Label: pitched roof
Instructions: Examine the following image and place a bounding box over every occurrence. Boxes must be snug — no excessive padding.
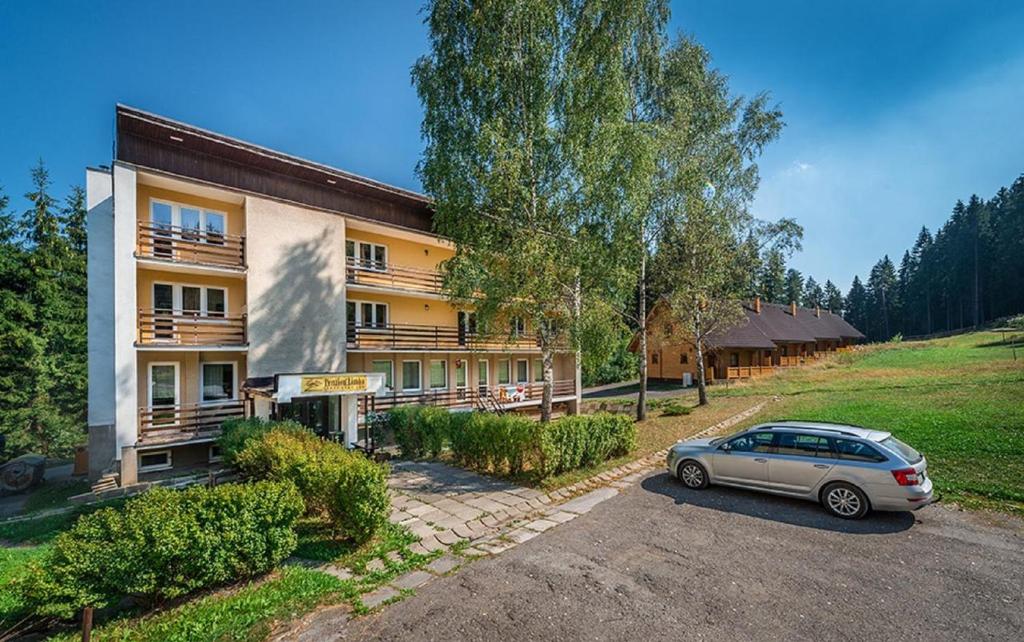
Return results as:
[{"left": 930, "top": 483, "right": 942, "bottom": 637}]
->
[
  {"left": 706, "top": 308, "right": 778, "bottom": 350},
  {"left": 822, "top": 311, "right": 866, "bottom": 339},
  {"left": 751, "top": 303, "right": 817, "bottom": 343},
  {"left": 793, "top": 306, "right": 842, "bottom": 340}
]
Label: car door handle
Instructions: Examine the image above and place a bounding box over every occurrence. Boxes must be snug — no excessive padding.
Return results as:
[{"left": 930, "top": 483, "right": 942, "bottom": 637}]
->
[
  {"left": 813, "top": 464, "right": 830, "bottom": 469},
  {"left": 754, "top": 458, "right": 768, "bottom": 463}
]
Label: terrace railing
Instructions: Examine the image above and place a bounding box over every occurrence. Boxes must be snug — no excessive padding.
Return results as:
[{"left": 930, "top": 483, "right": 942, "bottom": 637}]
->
[
  {"left": 138, "top": 309, "right": 247, "bottom": 346},
  {"left": 138, "top": 400, "right": 245, "bottom": 444},
  {"left": 777, "top": 355, "right": 801, "bottom": 367},
  {"left": 345, "top": 257, "right": 443, "bottom": 294},
  {"left": 137, "top": 221, "right": 246, "bottom": 269},
  {"left": 363, "top": 379, "right": 577, "bottom": 414},
  {"left": 725, "top": 365, "right": 775, "bottom": 379},
  {"left": 346, "top": 322, "right": 545, "bottom": 351}
]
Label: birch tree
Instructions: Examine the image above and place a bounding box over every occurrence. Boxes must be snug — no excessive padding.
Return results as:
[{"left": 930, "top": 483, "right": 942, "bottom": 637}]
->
[{"left": 413, "top": 0, "right": 666, "bottom": 421}]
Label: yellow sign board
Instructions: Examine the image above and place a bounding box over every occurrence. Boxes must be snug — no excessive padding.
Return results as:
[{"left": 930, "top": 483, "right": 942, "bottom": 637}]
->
[{"left": 300, "top": 374, "right": 369, "bottom": 394}]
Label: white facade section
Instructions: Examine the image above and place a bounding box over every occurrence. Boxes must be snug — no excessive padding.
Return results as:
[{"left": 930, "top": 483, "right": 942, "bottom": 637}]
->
[
  {"left": 86, "top": 168, "right": 115, "bottom": 427},
  {"left": 112, "top": 163, "right": 139, "bottom": 455},
  {"left": 245, "top": 195, "right": 349, "bottom": 377}
]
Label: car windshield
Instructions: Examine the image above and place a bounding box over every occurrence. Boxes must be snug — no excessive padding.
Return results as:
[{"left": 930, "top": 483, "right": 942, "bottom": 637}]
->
[
  {"left": 710, "top": 429, "right": 747, "bottom": 447},
  {"left": 880, "top": 436, "right": 922, "bottom": 464}
]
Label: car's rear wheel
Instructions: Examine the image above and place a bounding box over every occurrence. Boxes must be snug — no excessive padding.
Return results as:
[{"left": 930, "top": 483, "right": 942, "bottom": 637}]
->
[
  {"left": 821, "top": 482, "right": 869, "bottom": 519},
  {"left": 676, "top": 460, "right": 709, "bottom": 489}
]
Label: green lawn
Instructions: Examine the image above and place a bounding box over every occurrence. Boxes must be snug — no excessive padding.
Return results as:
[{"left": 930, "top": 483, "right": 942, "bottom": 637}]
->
[{"left": 711, "top": 331, "right": 1024, "bottom": 514}]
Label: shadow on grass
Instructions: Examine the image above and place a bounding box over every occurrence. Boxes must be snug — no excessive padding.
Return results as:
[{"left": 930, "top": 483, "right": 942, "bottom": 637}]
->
[{"left": 641, "top": 472, "right": 916, "bottom": 535}]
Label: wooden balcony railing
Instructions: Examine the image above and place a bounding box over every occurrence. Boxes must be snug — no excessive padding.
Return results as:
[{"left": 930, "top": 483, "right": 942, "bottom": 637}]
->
[
  {"left": 137, "top": 221, "right": 246, "bottom": 269},
  {"left": 138, "top": 309, "right": 247, "bottom": 346},
  {"left": 777, "top": 355, "right": 801, "bottom": 367},
  {"left": 363, "top": 379, "right": 577, "bottom": 414},
  {"left": 347, "top": 322, "right": 545, "bottom": 351},
  {"left": 138, "top": 400, "right": 245, "bottom": 444},
  {"left": 345, "top": 257, "right": 443, "bottom": 294},
  {"left": 725, "top": 365, "right": 775, "bottom": 379}
]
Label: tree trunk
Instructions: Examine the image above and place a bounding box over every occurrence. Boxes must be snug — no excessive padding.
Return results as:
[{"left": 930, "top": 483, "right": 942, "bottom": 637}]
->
[
  {"left": 693, "top": 310, "right": 708, "bottom": 406},
  {"left": 637, "top": 252, "right": 647, "bottom": 421},
  {"left": 572, "top": 277, "right": 583, "bottom": 416},
  {"left": 540, "top": 346, "right": 554, "bottom": 423}
]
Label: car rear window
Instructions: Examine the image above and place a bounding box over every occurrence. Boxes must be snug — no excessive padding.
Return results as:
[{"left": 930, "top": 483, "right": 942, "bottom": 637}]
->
[
  {"left": 880, "top": 436, "right": 922, "bottom": 464},
  {"left": 833, "top": 438, "right": 886, "bottom": 463}
]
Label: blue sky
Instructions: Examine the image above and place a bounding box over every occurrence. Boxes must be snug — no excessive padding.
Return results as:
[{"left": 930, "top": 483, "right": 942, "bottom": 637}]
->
[{"left": 1, "top": 1, "right": 1022, "bottom": 291}]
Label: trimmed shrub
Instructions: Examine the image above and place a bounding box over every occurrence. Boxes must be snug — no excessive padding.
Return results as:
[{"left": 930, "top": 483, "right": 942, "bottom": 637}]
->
[
  {"left": 448, "top": 412, "right": 540, "bottom": 475},
  {"left": 388, "top": 405, "right": 451, "bottom": 458},
  {"left": 234, "top": 429, "right": 389, "bottom": 543},
  {"left": 218, "top": 417, "right": 305, "bottom": 465},
  {"left": 539, "top": 413, "right": 636, "bottom": 476},
  {"left": 22, "top": 481, "right": 302, "bottom": 619}
]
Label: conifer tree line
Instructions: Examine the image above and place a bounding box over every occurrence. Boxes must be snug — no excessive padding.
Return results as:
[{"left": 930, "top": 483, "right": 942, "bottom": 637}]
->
[
  {"left": 0, "top": 162, "right": 87, "bottom": 460},
  {"left": 843, "top": 175, "right": 1024, "bottom": 342}
]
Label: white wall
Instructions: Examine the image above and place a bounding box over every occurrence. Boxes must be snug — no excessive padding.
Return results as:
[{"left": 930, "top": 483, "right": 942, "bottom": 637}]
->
[
  {"left": 112, "top": 163, "right": 138, "bottom": 456},
  {"left": 245, "top": 196, "right": 348, "bottom": 377},
  {"left": 86, "top": 168, "right": 115, "bottom": 428}
]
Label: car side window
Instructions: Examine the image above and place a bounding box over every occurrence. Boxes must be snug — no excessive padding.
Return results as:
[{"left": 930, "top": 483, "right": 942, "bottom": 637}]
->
[
  {"left": 727, "top": 432, "right": 775, "bottom": 453},
  {"left": 775, "top": 433, "right": 832, "bottom": 458},
  {"left": 834, "top": 438, "right": 886, "bottom": 463}
]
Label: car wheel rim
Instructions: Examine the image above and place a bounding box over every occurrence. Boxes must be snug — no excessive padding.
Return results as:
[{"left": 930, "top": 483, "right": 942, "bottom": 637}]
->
[
  {"left": 680, "top": 464, "right": 703, "bottom": 487},
  {"left": 828, "top": 488, "right": 861, "bottom": 516}
]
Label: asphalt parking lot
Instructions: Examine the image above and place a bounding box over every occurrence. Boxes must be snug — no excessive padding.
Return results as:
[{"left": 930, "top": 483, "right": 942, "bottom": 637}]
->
[{"left": 341, "top": 471, "right": 1024, "bottom": 641}]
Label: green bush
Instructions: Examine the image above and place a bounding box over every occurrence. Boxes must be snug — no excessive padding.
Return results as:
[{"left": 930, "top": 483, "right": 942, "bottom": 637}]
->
[
  {"left": 218, "top": 417, "right": 305, "bottom": 465},
  {"left": 660, "top": 400, "right": 692, "bottom": 417},
  {"left": 539, "top": 413, "right": 636, "bottom": 475},
  {"left": 388, "top": 405, "right": 451, "bottom": 458},
  {"left": 234, "top": 429, "right": 389, "bottom": 543},
  {"left": 22, "top": 480, "right": 302, "bottom": 619},
  {"left": 448, "top": 412, "right": 540, "bottom": 475}
]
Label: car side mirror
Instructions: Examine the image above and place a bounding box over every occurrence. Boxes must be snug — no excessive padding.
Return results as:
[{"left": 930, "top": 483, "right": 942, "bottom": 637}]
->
[{"left": 719, "top": 442, "right": 731, "bottom": 452}]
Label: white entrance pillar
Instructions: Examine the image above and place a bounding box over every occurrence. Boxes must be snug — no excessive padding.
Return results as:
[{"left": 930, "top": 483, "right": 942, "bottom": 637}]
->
[{"left": 343, "top": 396, "right": 359, "bottom": 448}]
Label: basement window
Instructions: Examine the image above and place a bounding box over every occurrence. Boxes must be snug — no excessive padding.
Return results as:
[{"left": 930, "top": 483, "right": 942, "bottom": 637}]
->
[{"left": 139, "top": 450, "right": 172, "bottom": 473}]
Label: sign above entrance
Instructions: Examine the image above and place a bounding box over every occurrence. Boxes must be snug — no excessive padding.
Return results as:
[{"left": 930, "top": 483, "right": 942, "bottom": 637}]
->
[
  {"left": 301, "top": 374, "right": 368, "bottom": 394},
  {"left": 275, "top": 372, "right": 385, "bottom": 403}
]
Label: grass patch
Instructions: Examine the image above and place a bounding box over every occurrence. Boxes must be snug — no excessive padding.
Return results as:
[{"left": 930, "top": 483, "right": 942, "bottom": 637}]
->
[
  {"left": 717, "top": 331, "right": 1024, "bottom": 515},
  {"left": 0, "top": 498, "right": 125, "bottom": 545},
  {"left": 0, "top": 545, "right": 48, "bottom": 629},
  {"left": 20, "top": 480, "right": 92, "bottom": 515}
]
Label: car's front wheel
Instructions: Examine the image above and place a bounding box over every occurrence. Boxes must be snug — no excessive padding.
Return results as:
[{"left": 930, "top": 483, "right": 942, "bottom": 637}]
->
[
  {"left": 676, "top": 460, "right": 709, "bottom": 489},
  {"left": 821, "top": 482, "right": 869, "bottom": 519}
]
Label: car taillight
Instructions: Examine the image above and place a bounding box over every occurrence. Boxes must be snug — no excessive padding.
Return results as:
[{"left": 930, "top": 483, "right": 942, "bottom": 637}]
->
[{"left": 891, "top": 468, "right": 920, "bottom": 486}]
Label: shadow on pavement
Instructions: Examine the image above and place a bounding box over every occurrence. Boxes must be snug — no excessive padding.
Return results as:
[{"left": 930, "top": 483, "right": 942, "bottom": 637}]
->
[{"left": 640, "top": 472, "right": 916, "bottom": 535}]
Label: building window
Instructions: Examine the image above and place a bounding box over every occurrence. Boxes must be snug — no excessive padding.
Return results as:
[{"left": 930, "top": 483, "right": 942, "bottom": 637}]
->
[
  {"left": 150, "top": 199, "right": 226, "bottom": 245},
  {"left": 477, "top": 359, "right": 489, "bottom": 391},
  {"left": 402, "top": 361, "right": 422, "bottom": 391},
  {"left": 371, "top": 360, "right": 394, "bottom": 391},
  {"left": 454, "top": 360, "right": 467, "bottom": 390},
  {"left": 516, "top": 359, "right": 529, "bottom": 384},
  {"left": 652, "top": 352, "right": 659, "bottom": 364},
  {"left": 149, "top": 363, "right": 179, "bottom": 407},
  {"left": 346, "top": 240, "right": 387, "bottom": 270},
  {"left": 201, "top": 362, "right": 235, "bottom": 403},
  {"left": 347, "top": 300, "right": 388, "bottom": 328},
  {"left": 139, "top": 450, "right": 172, "bottom": 472},
  {"left": 511, "top": 317, "right": 526, "bottom": 337},
  {"left": 153, "top": 283, "right": 228, "bottom": 317},
  {"left": 497, "top": 359, "right": 510, "bottom": 385},
  {"left": 429, "top": 360, "right": 448, "bottom": 390},
  {"left": 533, "top": 358, "right": 544, "bottom": 382},
  {"left": 680, "top": 353, "right": 688, "bottom": 364},
  {"left": 729, "top": 353, "right": 740, "bottom": 367},
  {"left": 209, "top": 444, "right": 223, "bottom": 463}
]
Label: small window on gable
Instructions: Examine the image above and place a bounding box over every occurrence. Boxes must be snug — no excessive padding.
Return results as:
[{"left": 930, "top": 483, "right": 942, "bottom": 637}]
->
[
  {"left": 680, "top": 353, "right": 688, "bottom": 364},
  {"left": 652, "top": 352, "right": 659, "bottom": 364}
]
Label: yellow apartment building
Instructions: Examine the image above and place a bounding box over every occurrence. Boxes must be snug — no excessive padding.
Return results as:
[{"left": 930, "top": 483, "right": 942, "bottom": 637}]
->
[{"left": 87, "top": 106, "right": 579, "bottom": 486}]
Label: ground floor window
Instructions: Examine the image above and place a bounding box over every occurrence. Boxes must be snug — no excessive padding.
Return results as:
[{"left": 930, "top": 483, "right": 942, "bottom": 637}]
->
[
  {"left": 139, "top": 449, "right": 172, "bottom": 472},
  {"left": 372, "top": 359, "right": 393, "bottom": 390},
  {"left": 533, "top": 358, "right": 543, "bottom": 382},
  {"left": 477, "top": 359, "right": 489, "bottom": 392},
  {"left": 149, "top": 362, "right": 179, "bottom": 407},
  {"left": 402, "top": 360, "right": 422, "bottom": 391},
  {"left": 429, "top": 360, "right": 448, "bottom": 390},
  {"left": 516, "top": 359, "right": 529, "bottom": 383},
  {"left": 497, "top": 359, "right": 510, "bottom": 385},
  {"left": 201, "top": 362, "right": 235, "bottom": 403},
  {"left": 729, "top": 353, "right": 740, "bottom": 367}
]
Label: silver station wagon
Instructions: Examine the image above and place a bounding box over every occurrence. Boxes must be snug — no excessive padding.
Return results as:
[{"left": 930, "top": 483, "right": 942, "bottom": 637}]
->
[{"left": 667, "top": 421, "right": 933, "bottom": 519}]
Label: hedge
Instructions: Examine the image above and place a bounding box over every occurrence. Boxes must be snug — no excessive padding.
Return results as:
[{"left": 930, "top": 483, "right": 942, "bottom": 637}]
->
[
  {"left": 233, "top": 428, "right": 389, "bottom": 543},
  {"left": 387, "top": 407, "right": 636, "bottom": 479},
  {"left": 218, "top": 417, "right": 306, "bottom": 465},
  {"left": 22, "top": 481, "right": 302, "bottom": 619}
]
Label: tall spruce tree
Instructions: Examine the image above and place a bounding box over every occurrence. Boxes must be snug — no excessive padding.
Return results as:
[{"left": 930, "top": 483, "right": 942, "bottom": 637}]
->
[
  {"left": 802, "top": 276, "right": 824, "bottom": 308},
  {"left": 759, "top": 248, "right": 786, "bottom": 302},
  {"left": 783, "top": 268, "right": 803, "bottom": 305},
  {"left": 823, "top": 280, "right": 843, "bottom": 313},
  {"left": 844, "top": 276, "right": 869, "bottom": 332}
]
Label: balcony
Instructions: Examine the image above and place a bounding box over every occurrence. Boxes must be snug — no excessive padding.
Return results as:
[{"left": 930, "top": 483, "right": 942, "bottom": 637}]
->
[
  {"left": 138, "top": 310, "right": 247, "bottom": 347},
  {"left": 777, "top": 355, "right": 801, "bottom": 367},
  {"left": 138, "top": 400, "right": 245, "bottom": 445},
  {"left": 347, "top": 322, "right": 546, "bottom": 352},
  {"left": 725, "top": 365, "right": 775, "bottom": 379},
  {"left": 345, "top": 257, "right": 442, "bottom": 296},
  {"left": 363, "top": 379, "right": 577, "bottom": 413},
  {"left": 137, "top": 221, "right": 246, "bottom": 270}
]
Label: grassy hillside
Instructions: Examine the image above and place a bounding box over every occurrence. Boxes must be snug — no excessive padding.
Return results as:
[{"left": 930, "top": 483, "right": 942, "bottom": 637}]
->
[{"left": 716, "top": 331, "right": 1024, "bottom": 514}]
